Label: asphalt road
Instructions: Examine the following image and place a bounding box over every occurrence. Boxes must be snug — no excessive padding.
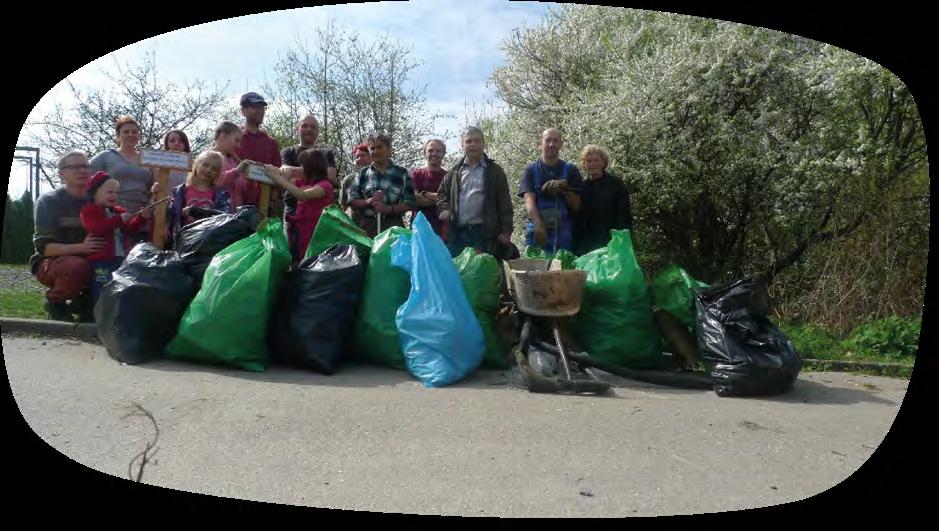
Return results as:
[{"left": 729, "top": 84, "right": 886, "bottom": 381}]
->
[{"left": 4, "top": 335, "right": 908, "bottom": 517}]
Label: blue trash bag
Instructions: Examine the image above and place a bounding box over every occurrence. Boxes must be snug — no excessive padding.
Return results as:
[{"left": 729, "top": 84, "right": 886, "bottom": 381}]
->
[{"left": 391, "top": 213, "right": 485, "bottom": 387}]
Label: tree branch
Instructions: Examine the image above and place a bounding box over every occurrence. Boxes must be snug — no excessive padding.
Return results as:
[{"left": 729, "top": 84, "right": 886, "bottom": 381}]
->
[{"left": 122, "top": 402, "right": 159, "bottom": 483}]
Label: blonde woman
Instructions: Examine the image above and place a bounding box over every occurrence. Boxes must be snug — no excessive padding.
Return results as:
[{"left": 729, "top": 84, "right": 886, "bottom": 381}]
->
[{"left": 572, "top": 144, "right": 633, "bottom": 255}]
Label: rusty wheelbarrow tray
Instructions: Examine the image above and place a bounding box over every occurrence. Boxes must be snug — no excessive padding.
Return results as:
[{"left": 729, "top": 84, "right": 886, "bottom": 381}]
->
[
  {"left": 502, "top": 259, "right": 586, "bottom": 317},
  {"left": 505, "top": 260, "right": 610, "bottom": 395}
]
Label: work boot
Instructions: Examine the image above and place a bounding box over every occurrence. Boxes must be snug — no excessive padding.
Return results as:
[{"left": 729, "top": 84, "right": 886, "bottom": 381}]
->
[
  {"left": 68, "top": 294, "right": 95, "bottom": 323},
  {"left": 44, "top": 301, "right": 72, "bottom": 322}
]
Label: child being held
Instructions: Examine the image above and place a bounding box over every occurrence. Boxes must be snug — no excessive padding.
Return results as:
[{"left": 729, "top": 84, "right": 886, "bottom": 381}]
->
[{"left": 80, "top": 171, "right": 152, "bottom": 301}]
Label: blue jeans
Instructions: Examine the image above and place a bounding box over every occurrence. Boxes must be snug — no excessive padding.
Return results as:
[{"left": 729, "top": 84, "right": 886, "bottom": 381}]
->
[
  {"left": 524, "top": 220, "right": 573, "bottom": 254},
  {"left": 446, "top": 224, "right": 487, "bottom": 258},
  {"left": 91, "top": 258, "right": 125, "bottom": 302}
]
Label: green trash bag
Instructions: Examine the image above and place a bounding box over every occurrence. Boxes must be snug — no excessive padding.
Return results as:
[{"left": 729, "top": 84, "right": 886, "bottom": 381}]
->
[
  {"left": 523, "top": 245, "right": 576, "bottom": 270},
  {"left": 572, "top": 229, "right": 664, "bottom": 368},
  {"left": 650, "top": 265, "right": 709, "bottom": 330},
  {"left": 354, "top": 226, "right": 412, "bottom": 369},
  {"left": 454, "top": 248, "right": 509, "bottom": 369},
  {"left": 304, "top": 205, "right": 373, "bottom": 260},
  {"left": 166, "top": 219, "right": 292, "bottom": 372}
]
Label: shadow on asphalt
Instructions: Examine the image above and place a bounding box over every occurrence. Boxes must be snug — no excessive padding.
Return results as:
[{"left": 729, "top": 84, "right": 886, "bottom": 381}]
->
[
  {"left": 133, "top": 357, "right": 522, "bottom": 391},
  {"left": 756, "top": 378, "right": 900, "bottom": 406},
  {"left": 589, "top": 374, "right": 899, "bottom": 405},
  {"left": 128, "top": 358, "right": 898, "bottom": 405}
]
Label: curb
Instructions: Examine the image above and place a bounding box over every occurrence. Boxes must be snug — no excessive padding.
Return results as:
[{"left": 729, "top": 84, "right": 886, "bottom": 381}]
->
[
  {"left": 802, "top": 358, "right": 913, "bottom": 376},
  {"left": 0, "top": 318, "right": 99, "bottom": 343}
]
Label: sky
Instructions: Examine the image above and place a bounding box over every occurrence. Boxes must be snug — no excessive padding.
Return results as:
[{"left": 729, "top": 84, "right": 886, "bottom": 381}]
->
[{"left": 9, "top": 0, "right": 557, "bottom": 199}]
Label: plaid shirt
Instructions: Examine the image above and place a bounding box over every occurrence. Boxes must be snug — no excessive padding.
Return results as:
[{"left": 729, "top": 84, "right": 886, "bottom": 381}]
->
[{"left": 348, "top": 162, "right": 415, "bottom": 206}]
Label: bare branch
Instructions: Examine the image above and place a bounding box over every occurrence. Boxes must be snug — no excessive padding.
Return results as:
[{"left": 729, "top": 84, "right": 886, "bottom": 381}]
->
[{"left": 122, "top": 402, "right": 160, "bottom": 483}]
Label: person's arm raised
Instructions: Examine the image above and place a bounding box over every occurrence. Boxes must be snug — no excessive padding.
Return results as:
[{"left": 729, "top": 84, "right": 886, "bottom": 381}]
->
[
  {"left": 264, "top": 165, "right": 327, "bottom": 200},
  {"left": 219, "top": 158, "right": 249, "bottom": 189}
]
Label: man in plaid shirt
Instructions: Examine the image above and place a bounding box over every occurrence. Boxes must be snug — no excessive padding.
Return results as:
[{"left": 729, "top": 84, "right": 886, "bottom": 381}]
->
[{"left": 347, "top": 131, "right": 416, "bottom": 237}]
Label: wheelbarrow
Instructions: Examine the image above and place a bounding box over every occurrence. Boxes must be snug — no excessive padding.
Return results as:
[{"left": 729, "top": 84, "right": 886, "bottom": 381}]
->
[{"left": 504, "top": 259, "right": 611, "bottom": 395}]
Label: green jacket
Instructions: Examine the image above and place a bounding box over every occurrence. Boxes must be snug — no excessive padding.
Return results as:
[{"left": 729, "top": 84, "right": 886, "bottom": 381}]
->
[{"left": 437, "top": 155, "right": 514, "bottom": 240}]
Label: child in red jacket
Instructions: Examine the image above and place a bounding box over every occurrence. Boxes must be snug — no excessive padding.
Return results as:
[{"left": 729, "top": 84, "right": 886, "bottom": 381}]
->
[{"left": 80, "top": 171, "right": 151, "bottom": 301}]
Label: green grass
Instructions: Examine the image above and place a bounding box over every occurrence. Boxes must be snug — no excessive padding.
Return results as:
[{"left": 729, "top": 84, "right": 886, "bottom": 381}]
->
[
  {"left": 0, "top": 288, "right": 47, "bottom": 319},
  {"left": 0, "top": 262, "right": 47, "bottom": 319},
  {"left": 779, "top": 319, "right": 919, "bottom": 367}
]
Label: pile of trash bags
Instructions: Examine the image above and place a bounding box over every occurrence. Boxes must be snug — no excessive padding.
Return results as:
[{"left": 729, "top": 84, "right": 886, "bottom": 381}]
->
[
  {"left": 651, "top": 264, "right": 709, "bottom": 331},
  {"left": 354, "top": 226, "right": 412, "bottom": 369},
  {"left": 573, "top": 230, "right": 664, "bottom": 369},
  {"left": 95, "top": 205, "right": 492, "bottom": 388},
  {"left": 165, "top": 219, "right": 292, "bottom": 371},
  {"left": 650, "top": 265, "right": 708, "bottom": 366},
  {"left": 391, "top": 214, "right": 485, "bottom": 387},
  {"left": 95, "top": 243, "right": 197, "bottom": 365},
  {"left": 454, "top": 248, "right": 510, "bottom": 369},
  {"left": 304, "top": 205, "right": 373, "bottom": 261},
  {"left": 694, "top": 278, "right": 803, "bottom": 396},
  {"left": 270, "top": 244, "right": 367, "bottom": 374},
  {"left": 92, "top": 203, "right": 801, "bottom": 396}
]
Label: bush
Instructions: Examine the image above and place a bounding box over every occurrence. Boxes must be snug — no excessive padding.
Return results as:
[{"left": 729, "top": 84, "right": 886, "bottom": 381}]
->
[
  {"left": 842, "top": 315, "right": 922, "bottom": 359},
  {"left": 778, "top": 322, "right": 842, "bottom": 360},
  {"left": 2, "top": 192, "right": 35, "bottom": 264}
]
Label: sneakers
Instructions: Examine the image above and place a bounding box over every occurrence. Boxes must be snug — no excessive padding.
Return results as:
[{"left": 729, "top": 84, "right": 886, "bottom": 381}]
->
[{"left": 44, "top": 301, "right": 72, "bottom": 322}]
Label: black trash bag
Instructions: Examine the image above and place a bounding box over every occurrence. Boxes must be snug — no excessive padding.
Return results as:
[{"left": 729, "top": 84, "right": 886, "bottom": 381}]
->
[
  {"left": 94, "top": 243, "right": 197, "bottom": 365},
  {"left": 269, "top": 244, "right": 367, "bottom": 374},
  {"left": 694, "top": 277, "right": 802, "bottom": 397},
  {"left": 174, "top": 205, "right": 261, "bottom": 284}
]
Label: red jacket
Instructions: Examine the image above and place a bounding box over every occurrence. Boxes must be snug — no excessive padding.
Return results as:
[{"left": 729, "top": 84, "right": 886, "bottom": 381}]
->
[{"left": 80, "top": 204, "right": 146, "bottom": 262}]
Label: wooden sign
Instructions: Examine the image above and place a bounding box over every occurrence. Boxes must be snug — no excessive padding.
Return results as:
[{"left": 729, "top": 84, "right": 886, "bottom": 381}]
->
[
  {"left": 139, "top": 149, "right": 192, "bottom": 171},
  {"left": 139, "top": 149, "right": 192, "bottom": 249}
]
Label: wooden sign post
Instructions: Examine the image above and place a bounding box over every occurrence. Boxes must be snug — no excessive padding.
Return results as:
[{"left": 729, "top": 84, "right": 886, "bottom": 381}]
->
[
  {"left": 140, "top": 149, "right": 192, "bottom": 249},
  {"left": 246, "top": 163, "right": 274, "bottom": 219}
]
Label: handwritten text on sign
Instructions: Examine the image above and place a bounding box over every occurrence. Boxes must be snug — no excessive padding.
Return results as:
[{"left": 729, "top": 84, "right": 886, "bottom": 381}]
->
[
  {"left": 140, "top": 149, "right": 192, "bottom": 170},
  {"left": 246, "top": 163, "right": 275, "bottom": 185}
]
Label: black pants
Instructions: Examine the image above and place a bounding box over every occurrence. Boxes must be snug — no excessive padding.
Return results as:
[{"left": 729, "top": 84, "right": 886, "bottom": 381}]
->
[
  {"left": 446, "top": 224, "right": 520, "bottom": 261},
  {"left": 355, "top": 214, "right": 405, "bottom": 239}
]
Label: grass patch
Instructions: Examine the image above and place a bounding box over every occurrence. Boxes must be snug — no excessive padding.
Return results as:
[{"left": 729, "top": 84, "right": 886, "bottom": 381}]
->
[
  {"left": 779, "top": 320, "right": 918, "bottom": 367},
  {"left": 0, "top": 288, "right": 47, "bottom": 319}
]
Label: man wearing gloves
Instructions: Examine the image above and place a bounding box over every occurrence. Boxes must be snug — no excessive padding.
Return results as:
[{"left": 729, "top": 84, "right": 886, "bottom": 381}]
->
[{"left": 518, "top": 128, "right": 583, "bottom": 253}]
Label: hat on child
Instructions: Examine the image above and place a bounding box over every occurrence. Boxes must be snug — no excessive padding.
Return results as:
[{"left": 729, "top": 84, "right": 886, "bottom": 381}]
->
[{"left": 84, "top": 171, "right": 114, "bottom": 200}]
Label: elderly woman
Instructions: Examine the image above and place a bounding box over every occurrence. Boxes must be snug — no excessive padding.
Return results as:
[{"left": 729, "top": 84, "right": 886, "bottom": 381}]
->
[
  {"left": 572, "top": 144, "right": 633, "bottom": 256},
  {"left": 89, "top": 115, "right": 154, "bottom": 243}
]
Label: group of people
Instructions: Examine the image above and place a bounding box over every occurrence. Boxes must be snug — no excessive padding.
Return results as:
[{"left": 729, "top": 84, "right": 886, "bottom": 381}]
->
[{"left": 30, "top": 91, "right": 633, "bottom": 323}]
